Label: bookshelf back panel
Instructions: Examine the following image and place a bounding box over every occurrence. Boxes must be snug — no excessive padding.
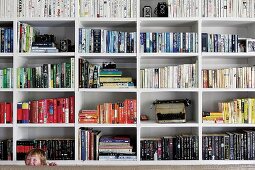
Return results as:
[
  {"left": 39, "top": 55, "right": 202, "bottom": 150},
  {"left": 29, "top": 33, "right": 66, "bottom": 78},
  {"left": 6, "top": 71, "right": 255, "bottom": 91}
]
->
[
  {"left": 0, "top": 128, "right": 12, "bottom": 139},
  {"left": 141, "top": 58, "right": 198, "bottom": 68},
  {"left": 140, "top": 92, "right": 198, "bottom": 122},
  {"left": 0, "top": 92, "right": 13, "bottom": 103},
  {"left": 202, "top": 127, "right": 255, "bottom": 134},
  {"left": 15, "top": 92, "right": 74, "bottom": 102},
  {"left": 16, "top": 127, "right": 75, "bottom": 140}
]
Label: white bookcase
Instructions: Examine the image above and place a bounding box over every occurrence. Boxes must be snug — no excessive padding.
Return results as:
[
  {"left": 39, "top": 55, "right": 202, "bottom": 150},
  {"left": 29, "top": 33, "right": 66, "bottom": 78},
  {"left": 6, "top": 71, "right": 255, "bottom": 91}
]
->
[{"left": 1, "top": 0, "right": 255, "bottom": 166}]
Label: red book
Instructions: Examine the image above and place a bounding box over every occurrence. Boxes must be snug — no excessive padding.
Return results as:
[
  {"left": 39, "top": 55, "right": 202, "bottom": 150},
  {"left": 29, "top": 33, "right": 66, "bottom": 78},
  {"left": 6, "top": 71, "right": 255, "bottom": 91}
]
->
[
  {"left": 123, "top": 100, "right": 128, "bottom": 124},
  {"left": 38, "top": 100, "right": 44, "bottom": 123},
  {"left": 57, "top": 98, "right": 64, "bottom": 123},
  {"left": 42, "top": 99, "right": 47, "bottom": 123},
  {"left": 47, "top": 99, "right": 54, "bottom": 123},
  {"left": 0, "top": 103, "right": 4, "bottom": 123},
  {"left": 62, "top": 98, "right": 66, "bottom": 123},
  {"left": 69, "top": 96, "right": 75, "bottom": 123},
  {"left": 6, "top": 102, "right": 12, "bottom": 123},
  {"left": 65, "top": 97, "right": 69, "bottom": 123},
  {"left": 128, "top": 99, "right": 134, "bottom": 124},
  {"left": 30, "top": 101, "right": 38, "bottom": 123},
  {"left": 53, "top": 99, "right": 58, "bottom": 123},
  {"left": 133, "top": 99, "right": 137, "bottom": 124},
  {"left": 17, "top": 102, "right": 23, "bottom": 123}
]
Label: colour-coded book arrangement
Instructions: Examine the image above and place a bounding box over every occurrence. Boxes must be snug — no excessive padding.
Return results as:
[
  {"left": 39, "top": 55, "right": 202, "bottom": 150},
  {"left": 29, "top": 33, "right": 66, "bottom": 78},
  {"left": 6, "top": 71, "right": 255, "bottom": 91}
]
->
[
  {"left": 202, "top": 0, "right": 255, "bottom": 18},
  {"left": 79, "top": 29, "right": 136, "bottom": 53},
  {"left": 17, "top": 96, "right": 74, "bottom": 124},
  {"left": 79, "top": 0, "right": 137, "bottom": 18},
  {"left": 0, "top": 28, "right": 13, "bottom": 53},
  {"left": 203, "top": 130, "right": 255, "bottom": 160},
  {"left": 140, "top": 62, "right": 198, "bottom": 88},
  {"left": 79, "top": 59, "right": 135, "bottom": 88},
  {"left": 17, "top": 58, "right": 75, "bottom": 88},
  {"left": 17, "top": 0, "right": 75, "bottom": 17},
  {"left": 140, "top": 32, "right": 198, "bottom": 53},
  {"left": 203, "top": 98, "right": 255, "bottom": 124},
  {"left": 0, "top": 0, "right": 14, "bottom": 18},
  {"left": 79, "top": 99, "right": 137, "bottom": 124},
  {"left": 0, "top": 139, "right": 12, "bottom": 160},
  {"left": 0, "top": 102, "right": 12, "bottom": 124},
  {"left": 141, "top": 135, "right": 199, "bottom": 160},
  {"left": 16, "top": 139, "right": 75, "bottom": 160},
  {"left": 202, "top": 33, "right": 239, "bottom": 52},
  {"left": 0, "top": 68, "right": 13, "bottom": 88},
  {"left": 202, "top": 66, "right": 255, "bottom": 88},
  {"left": 167, "top": 0, "right": 199, "bottom": 17}
]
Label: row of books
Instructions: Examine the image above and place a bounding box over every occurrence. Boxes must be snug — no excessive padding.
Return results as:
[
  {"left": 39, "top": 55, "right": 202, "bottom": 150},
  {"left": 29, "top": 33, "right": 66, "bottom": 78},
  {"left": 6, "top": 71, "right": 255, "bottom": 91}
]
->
[
  {"left": 16, "top": 139, "right": 75, "bottom": 160},
  {"left": 17, "top": 96, "right": 75, "bottom": 124},
  {"left": 219, "top": 98, "right": 255, "bottom": 124},
  {"left": 140, "top": 63, "right": 198, "bottom": 88},
  {"left": 0, "top": 139, "right": 12, "bottom": 160},
  {"left": 79, "top": 29, "right": 137, "bottom": 53},
  {"left": 79, "top": 0, "right": 137, "bottom": 18},
  {"left": 203, "top": 130, "right": 255, "bottom": 160},
  {"left": 202, "top": 33, "right": 239, "bottom": 52},
  {"left": 78, "top": 59, "right": 135, "bottom": 88},
  {"left": 0, "top": 102, "right": 12, "bottom": 124},
  {"left": 78, "top": 128, "right": 101, "bottom": 160},
  {"left": 18, "top": 0, "right": 75, "bottom": 18},
  {"left": 18, "top": 22, "right": 39, "bottom": 53},
  {"left": 17, "top": 58, "right": 75, "bottom": 88},
  {"left": 202, "top": 0, "right": 254, "bottom": 18},
  {"left": 0, "top": 68, "right": 13, "bottom": 88},
  {"left": 0, "top": 0, "right": 14, "bottom": 18},
  {"left": 167, "top": 0, "right": 199, "bottom": 18},
  {"left": 140, "top": 32, "right": 198, "bottom": 53},
  {"left": 141, "top": 135, "right": 199, "bottom": 160},
  {"left": 79, "top": 99, "right": 137, "bottom": 124},
  {"left": 0, "top": 28, "right": 13, "bottom": 53},
  {"left": 202, "top": 66, "right": 255, "bottom": 89}
]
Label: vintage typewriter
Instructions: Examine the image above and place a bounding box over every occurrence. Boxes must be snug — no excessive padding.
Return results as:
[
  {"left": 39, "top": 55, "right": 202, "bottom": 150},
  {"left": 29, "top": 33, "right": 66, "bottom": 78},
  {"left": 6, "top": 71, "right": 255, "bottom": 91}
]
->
[{"left": 153, "top": 99, "right": 191, "bottom": 123}]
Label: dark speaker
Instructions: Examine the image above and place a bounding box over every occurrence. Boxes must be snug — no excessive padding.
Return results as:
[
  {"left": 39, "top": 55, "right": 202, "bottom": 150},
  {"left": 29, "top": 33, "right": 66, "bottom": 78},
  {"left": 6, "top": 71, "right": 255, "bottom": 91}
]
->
[
  {"left": 60, "top": 39, "right": 71, "bottom": 52},
  {"left": 143, "top": 6, "right": 152, "bottom": 17},
  {"left": 157, "top": 2, "right": 168, "bottom": 17}
]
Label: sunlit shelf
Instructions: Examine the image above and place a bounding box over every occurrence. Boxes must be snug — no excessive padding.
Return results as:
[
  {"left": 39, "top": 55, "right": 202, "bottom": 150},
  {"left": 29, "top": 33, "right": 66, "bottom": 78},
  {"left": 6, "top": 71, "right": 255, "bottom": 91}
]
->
[
  {"left": 202, "top": 17, "right": 255, "bottom": 27},
  {"left": 17, "top": 124, "right": 75, "bottom": 128},
  {"left": 140, "top": 88, "right": 199, "bottom": 92},
  {"left": 202, "top": 124, "right": 255, "bottom": 128},
  {"left": 0, "top": 124, "right": 13, "bottom": 128},
  {"left": 78, "top": 160, "right": 138, "bottom": 166},
  {"left": 202, "top": 52, "right": 255, "bottom": 58},
  {"left": 0, "top": 88, "right": 13, "bottom": 92},
  {"left": 139, "top": 160, "right": 200, "bottom": 165},
  {"left": 18, "top": 52, "right": 75, "bottom": 57},
  {"left": 16, "top": 88, "right": 75, "bottom": 92},
  {"left": 140, "top": 53, "right": 199, "bottom": 58},
  {"left": 79, "top": 53, "right": 137, "bottom": 58},
  {"left": 77, "top": 124, "right": 137, "bottom": 128},
  {"left": 141, "top": 121, "right": 199, "bottom": 128},
  {"left": 202, "top": 88, "right": 255, "bottom": 92},
  {"left": 0, "top": 53, "right": 13, "bottom": 57},
  {"left": 200, "top": 160, "right": 255, "bottom": 165},
  {"left": 79, "top": 88, "right": 137, "bottom": 92}
]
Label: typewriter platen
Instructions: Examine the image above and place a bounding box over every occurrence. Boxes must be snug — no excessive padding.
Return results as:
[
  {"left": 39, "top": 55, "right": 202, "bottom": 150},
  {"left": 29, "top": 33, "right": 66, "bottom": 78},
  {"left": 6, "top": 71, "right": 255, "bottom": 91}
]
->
[{"left": 153, "top": 99, "right": 191, "bottom": 123}]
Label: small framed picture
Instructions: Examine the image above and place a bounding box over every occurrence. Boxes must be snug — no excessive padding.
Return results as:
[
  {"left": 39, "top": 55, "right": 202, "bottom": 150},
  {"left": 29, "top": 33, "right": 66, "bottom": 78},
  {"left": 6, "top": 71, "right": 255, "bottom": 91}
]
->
[
  {"left": 247, "top": 38, "right": 255, "bottom": 52},
  {"left": 238, "top": 38, "right": 247, "bottom": 52}
]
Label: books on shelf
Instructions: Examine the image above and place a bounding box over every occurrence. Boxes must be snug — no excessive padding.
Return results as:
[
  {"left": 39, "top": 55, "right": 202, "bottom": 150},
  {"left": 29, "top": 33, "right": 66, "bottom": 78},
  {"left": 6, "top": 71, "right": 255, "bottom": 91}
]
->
[
  {"left": 140, "top": 63, "right": 198, "bottom": 88},
  {"left": 0, "top": 139, "right": 12, "bottom": 160},
  {"left": 202, "top": 0, "right": 255, "bottom": 18},
  {"left": 0, "top": 68, "right": 13, "bottom": 88},
  {"left": 17, "top": 58, "right": 74, "bottom": 88},
  {"left": 0, "top": 102, "right": 12, "bottom": 124},
  {"left": 167, "top": 0, "right": 199, "bottom": 18},
  {"left": 79, "top": 0, "right": 137, "bottom": 18},
  {"left": 17, "top": 0, "right": 75, "bottom": 18},
  {"left": 140, "top": 32, "right": 198, "bottom": 53},
  {"left": 16, "top": 139, "right": 75, "bottom": 160},
  {"left": 17, "top": 96, "right": 75, "bottom": 124},
  {"left": 141, "top": 135, "right": 199, "bottom": 160},
  {"left": 0, "top": 28, "right": 13, "bottom": 53},
  {"left": 0, "top": 0, "right": 14, "bottom": 18},
  {"left": 79, "top": 29, "right": 137, "bottom": 53},
  {"left": 79, "top": 99, "right": 137, "bottom": 124},
  {"left": 202, "top": 66, "right": 254, "bottom": 88}
]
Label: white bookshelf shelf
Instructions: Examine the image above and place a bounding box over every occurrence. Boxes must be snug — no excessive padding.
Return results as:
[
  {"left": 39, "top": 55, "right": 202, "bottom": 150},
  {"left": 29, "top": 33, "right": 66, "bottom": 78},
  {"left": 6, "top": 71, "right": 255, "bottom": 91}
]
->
[
  {"left": 79, "top": 53, "right": 137, "bottom": 58},
  {"left": 18, "top": 52, "right": 75, "bottom": 57},
  {"left": 77, "top": 124, "right": 137, "bottom": 128},
  {"left": 201, "top": 18, "right": 255, "bottom": 27},
  {"left": 202, "top": 124, "right": 255, "bottom": 128},
  {"left": 201, "top": 88, "right": 255, "bottom": 92},
  {"left": 0, "top": 89, "right": 13, "bottom": 92},
  {"left": 140, "top": 121, "right": 199, "bottom": 128},
  {"left": 202, "top": 52, "right": 255, "bottom": 58},
  {"left": 79, "top": 88, "right": 137, "bottom": 92},
  {"left": 140, "top": 53, "right": 199, "bottom": 58},
  {"left": 17, "top": 124, "right": 75, "bottom": 128},
  {"left": 0, "top": 124, "right": 13, "bottom": 128},
  {"left": 0, "top": 53, "right": 13, "bottom": 57},
  {"left": 140, "top": 88, "right": 200, "bottom": 92},
  {"left": 16, "top": 88, "right": 75, "bottom": 92}
]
